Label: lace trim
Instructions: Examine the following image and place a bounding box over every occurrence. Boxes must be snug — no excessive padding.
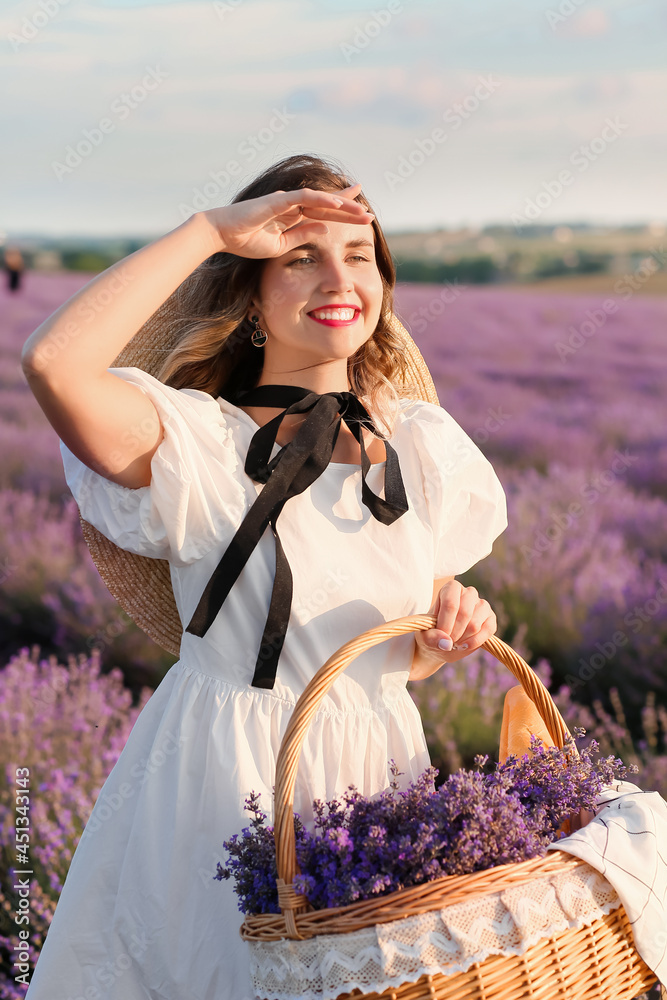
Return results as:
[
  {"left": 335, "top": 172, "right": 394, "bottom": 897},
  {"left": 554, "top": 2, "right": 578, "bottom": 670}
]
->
[{"left": 248, "top": 863, "right": 620, "bottom": 1000}]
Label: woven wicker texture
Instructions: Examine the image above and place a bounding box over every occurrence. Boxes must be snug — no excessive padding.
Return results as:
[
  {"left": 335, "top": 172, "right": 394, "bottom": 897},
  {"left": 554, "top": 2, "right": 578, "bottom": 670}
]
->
[
  {"left": 78, "top": 309, "right": 438, "bottom": 655},
  {"left": 242, "top": 614, "right": 657, "bottom": 1000},
  {"left": 342, "top": 906, "right": 655, "bottom": 1000}
]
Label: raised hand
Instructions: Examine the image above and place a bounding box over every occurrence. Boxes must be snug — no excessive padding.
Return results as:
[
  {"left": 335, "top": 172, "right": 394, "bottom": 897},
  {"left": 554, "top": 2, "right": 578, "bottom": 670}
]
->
[{"left": 201, "top": 183, "right": 374, "bottom": 259}]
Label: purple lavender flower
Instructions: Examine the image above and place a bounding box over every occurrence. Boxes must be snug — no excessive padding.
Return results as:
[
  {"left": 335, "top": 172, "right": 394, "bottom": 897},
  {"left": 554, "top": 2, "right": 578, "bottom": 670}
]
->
[
  {"left": 0, "top": 646, "right": 151, "bottom": 994},
  {"left": 219, "top": 737, "right": 633, "bottom": 914}
]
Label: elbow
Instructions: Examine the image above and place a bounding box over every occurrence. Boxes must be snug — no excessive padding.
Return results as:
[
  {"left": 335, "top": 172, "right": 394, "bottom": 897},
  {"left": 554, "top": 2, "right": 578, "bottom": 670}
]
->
[
  {"left": 21, "top": 342, "right": 51, "bottom": 381},
  {"left": 21, "top": 355, "right": 44, "bottom": 388},
  {"left": 21, "top": 339, "right": 72, "bottom": 388}
]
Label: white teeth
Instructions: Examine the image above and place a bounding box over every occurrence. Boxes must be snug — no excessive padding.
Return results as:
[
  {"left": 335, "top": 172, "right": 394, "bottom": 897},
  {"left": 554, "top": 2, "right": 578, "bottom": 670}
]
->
[{"left": 312, "top": 308, "right": 357, "bottom": 321}]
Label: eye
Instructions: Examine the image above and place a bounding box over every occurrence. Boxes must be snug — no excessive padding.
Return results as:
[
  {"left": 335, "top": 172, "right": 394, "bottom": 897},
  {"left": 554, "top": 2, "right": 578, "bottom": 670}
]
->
[
  {"left": 288, "top": 255, "right": 315, "bottom": 267},
  {"left": 348, "top": 254, "right": 370, "bottom": 263}
]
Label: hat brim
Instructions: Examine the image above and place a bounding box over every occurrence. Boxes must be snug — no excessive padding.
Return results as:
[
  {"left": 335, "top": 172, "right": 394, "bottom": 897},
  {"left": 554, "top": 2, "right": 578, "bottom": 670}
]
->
[{"left": 80, "top": 311, "right": 439, "bottom": 655}]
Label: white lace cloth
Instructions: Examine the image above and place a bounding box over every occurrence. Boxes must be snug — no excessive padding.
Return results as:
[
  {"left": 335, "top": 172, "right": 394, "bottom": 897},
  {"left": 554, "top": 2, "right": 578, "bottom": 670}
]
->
[
  {"left": 248, "top": 863, "right": 620, "bottom": 1000},
  {"left": 550, "top": 781, "right": 667, "bottom": 989},
  {"left": 249, "top": 783, "right": 667, "bottom": 1000}
]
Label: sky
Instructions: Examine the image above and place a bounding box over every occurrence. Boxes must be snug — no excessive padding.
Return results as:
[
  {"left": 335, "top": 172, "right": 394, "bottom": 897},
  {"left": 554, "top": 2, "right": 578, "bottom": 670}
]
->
[{"left": 1, "top": 0, "right": 666, "bottom": 237}]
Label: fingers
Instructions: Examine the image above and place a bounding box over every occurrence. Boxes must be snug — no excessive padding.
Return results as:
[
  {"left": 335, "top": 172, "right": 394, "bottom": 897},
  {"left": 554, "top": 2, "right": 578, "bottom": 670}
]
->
[
  {"left": 301, "top": 205, "right": 374, "bottom": 225},
  {"left": 278, "top": 221, "right": 331, "bottom": 253},
  {"left": 417, "top": 610, "right": 496, "bottom": 660},
  {"left": 434, "top": 581, "right": 478, "bottom": 641},
  {"left": 273, "top": 186, "right": 373, "bottom": 225},
  {"left": 208, "top": 183, "right": 373, "bottom": 260},
  {"left": 415, "top": 627, "right": 455, "bottom": 658},
  {"left": 426, "top": 580, "right": 498, "bottom": 656},
  {"left": 451, "top": 610, "right": 498, "bottom": 652}
]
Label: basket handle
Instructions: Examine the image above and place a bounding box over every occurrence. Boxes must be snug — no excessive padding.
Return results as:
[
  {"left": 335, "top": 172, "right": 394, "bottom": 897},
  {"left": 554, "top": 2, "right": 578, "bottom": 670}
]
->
[{"left": 272, "top": 615, "right": 570, "bottom": 932}]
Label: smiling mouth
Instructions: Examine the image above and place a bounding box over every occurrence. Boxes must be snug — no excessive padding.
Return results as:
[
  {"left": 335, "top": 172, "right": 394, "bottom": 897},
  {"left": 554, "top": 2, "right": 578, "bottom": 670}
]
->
[{"left": 307, "top": 306, "right": 361, "bottom": 326}]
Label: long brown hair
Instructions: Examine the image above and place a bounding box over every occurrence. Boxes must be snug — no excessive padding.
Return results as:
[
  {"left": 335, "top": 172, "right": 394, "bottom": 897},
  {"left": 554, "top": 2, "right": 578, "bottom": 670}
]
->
[{"left": 157, "top": 154, "right": 406, "bottom": 433}]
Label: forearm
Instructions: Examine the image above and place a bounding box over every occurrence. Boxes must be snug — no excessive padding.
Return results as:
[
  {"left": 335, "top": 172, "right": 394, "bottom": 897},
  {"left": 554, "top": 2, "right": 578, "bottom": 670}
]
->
[{"left": 21, "top": 212, "right": 222, "bottom": 385}]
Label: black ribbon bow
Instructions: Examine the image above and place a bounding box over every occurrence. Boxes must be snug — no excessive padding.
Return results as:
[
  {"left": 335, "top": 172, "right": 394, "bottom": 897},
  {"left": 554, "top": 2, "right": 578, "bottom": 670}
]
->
[{"left": 185, "top": 385, "right": 409, "bottom": 689}]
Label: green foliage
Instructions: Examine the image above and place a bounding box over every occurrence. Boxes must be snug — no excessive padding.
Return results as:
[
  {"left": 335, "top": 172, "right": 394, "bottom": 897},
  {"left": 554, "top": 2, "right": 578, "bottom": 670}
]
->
[
  {"left": 532, "top": 252, "right": 612, "bottom": 279},
  {"left": 395, "top": 255, "right": 497, "bottom": 284},
  {"left": 59, "top": 250, "right": 119, "bottom": 273}
]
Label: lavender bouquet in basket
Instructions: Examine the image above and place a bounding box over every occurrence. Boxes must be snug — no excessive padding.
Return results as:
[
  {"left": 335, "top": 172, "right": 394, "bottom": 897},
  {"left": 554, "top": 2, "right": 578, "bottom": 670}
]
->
[{"left": 217, "top": 732, "right": 634, "bottom": 915}]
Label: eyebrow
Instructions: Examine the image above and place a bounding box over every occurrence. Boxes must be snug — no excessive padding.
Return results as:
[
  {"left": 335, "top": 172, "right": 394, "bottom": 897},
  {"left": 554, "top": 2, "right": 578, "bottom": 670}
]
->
[{"left": 289, "top": 238, "right": 375, "bottom": 252}]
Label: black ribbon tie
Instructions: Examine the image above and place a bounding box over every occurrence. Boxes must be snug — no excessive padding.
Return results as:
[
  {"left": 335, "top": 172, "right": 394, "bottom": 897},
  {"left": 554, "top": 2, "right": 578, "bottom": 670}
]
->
[{"left": 185, "top": 385, "right": 409, "bottom": 690}]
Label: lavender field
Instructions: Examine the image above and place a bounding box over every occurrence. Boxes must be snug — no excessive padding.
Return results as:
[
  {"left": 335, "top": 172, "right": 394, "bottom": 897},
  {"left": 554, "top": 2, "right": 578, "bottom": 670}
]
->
[
  {"left": 1, "top": 269, "right": 667, "bottom": 994},
  {"left": 1, "top": 271, "right": 666, "bottom": 716},
  {"left": 0, "top": 271, "right": 176, "bottom": 688},
  {"left": 400, "top": 283, "right": 667, "bottom": 709}
]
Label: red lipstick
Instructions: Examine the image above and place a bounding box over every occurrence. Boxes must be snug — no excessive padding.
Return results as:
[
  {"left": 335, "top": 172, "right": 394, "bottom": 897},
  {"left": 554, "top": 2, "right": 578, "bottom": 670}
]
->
[{"left": 307, "top": 304, "right": 361, "bottom": 328}]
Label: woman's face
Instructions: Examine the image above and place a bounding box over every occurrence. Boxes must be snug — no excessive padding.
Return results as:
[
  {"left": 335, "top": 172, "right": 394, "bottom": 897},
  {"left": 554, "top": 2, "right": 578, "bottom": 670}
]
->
[{"left": 250, "top": 219, "right": 384, "bottom": 378}]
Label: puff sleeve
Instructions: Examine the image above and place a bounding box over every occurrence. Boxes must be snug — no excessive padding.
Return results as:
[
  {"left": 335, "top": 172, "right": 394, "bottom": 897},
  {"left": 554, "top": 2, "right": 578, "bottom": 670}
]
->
[
  {"left": 60, "top": 367, "right": 247, "bottom": 566},
  {"left": 405, "top": 400, "right": 508, "bottom": 578}
]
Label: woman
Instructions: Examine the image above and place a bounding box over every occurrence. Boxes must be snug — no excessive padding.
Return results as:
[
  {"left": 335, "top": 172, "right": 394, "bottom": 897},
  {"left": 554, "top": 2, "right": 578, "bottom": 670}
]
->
[{"left": 22, "top": 154, "right": 507, "bottom": 999}]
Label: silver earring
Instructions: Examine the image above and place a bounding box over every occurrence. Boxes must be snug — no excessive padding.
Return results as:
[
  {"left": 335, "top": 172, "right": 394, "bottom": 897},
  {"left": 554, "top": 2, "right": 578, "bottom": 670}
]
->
[{"left": 250, "top": 315, "right": 268, "bottom": 347}]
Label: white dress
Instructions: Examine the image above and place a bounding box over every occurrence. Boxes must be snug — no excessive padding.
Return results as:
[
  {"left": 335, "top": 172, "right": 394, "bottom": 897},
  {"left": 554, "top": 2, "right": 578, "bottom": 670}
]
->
[{"left": 26, "top": 367, "right": 507, "bottom": 1000}]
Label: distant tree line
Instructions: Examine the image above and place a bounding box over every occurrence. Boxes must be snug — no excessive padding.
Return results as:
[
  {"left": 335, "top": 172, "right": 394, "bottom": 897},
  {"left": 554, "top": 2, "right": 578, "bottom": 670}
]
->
[{"left": 394, "top": 251, "right": 613, "bottom": 285}]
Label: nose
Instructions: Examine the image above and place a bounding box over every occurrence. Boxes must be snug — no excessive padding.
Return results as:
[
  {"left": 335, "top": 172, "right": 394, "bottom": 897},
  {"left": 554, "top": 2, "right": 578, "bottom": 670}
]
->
[{"left": 319, "top": 256, "right": 354, "bottom": 294}]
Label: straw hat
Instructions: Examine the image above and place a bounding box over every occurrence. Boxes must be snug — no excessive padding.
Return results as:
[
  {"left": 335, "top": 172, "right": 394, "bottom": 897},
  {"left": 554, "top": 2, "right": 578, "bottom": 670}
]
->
[{"left": 79, "top": 302, "right": 440, "bottom": 656}]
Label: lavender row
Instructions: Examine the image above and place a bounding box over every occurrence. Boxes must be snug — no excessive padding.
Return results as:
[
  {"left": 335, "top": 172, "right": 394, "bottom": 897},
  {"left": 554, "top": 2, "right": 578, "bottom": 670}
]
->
[{"left": 0, "top": 648, "right": 151, "bottom": 997}]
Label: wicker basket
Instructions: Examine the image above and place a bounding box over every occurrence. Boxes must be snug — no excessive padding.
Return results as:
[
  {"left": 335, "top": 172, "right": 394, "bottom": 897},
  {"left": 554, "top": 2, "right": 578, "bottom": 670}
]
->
[{"left": 241, "top": 614, "right": 657, "bottom": 1000}]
